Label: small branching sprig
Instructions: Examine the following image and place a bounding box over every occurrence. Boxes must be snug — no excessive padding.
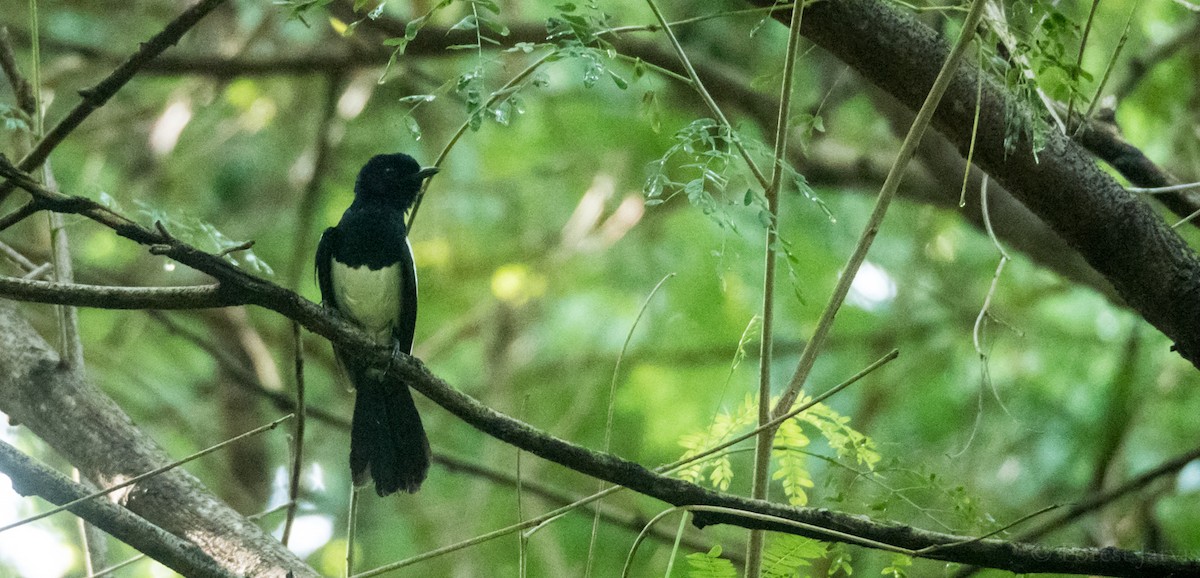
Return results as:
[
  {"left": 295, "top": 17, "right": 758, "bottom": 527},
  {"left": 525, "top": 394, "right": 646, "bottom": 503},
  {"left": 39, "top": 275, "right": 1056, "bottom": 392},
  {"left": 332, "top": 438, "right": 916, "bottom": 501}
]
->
[
  {"left": 1021, "top": 5, "right": 1093, "bottom": 103},
  {"left": 376, "top": 0, "right": 520, "bottom": 135},
  {"left": 676, "top": 394, "right": 877, "bottom": 506},
  {"left": 547, "top": 2, "right": 631, "bottom": 90},
  {"left": 979, "top": 0, "right": 1096, "bottom": 155},
  {"left": 643, "top": 118, "right": 739, "bottom": 228},
  {"left": 760, "top": 535, "right": 829, "bottom": 578},
  {"left": 674, "top": 391, "right": 949, "bottom": 574},
  {"left": 132, "top": 200, "right": 273, "bottom": 274},
  {"left": 677, "top": 396, "right": 757, "bottom": 490}
]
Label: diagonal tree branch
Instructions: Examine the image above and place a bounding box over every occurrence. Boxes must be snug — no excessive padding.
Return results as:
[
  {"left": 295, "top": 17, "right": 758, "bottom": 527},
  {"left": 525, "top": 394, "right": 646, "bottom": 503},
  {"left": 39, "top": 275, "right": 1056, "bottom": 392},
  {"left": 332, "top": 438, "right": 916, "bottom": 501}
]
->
[
  {"left": 0, "top": 304, "right": 317, "bottom": 577},
  {"left": 0, "top": 441, "right": 240, "bottom": 578},
  {"left": 746, "top": 0, "right": 1200, "bottom": 368}
]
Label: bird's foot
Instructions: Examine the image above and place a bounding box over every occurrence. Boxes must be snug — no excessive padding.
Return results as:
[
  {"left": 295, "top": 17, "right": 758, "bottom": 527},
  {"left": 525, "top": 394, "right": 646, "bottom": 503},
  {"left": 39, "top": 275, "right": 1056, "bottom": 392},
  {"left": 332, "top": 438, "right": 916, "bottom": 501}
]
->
[{"left": 384, "top": 340, "right": 403, "bottom": 379}]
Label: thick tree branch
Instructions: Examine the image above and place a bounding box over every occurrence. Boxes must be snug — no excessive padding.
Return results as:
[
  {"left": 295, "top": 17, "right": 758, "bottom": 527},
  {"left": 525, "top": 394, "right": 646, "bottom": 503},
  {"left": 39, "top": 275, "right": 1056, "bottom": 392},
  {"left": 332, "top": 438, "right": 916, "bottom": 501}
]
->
[
  {"left": 0, "top": 276, "right": 242, "bottom": 309},
  {"left": 0, "top": 305, "right": 316, "bottom": 577},
  {"left": 2, "top": 160, "right": 1197, "bottom": 576},
  {"left": 749, "top": 0, "right": 1200, "bottom": 368},
  {"left": 1075, "top": 115, "right": 1200, "bottom": 224},
  {"left": 0, "top": 441, "right": 239, "bottom": 578}
]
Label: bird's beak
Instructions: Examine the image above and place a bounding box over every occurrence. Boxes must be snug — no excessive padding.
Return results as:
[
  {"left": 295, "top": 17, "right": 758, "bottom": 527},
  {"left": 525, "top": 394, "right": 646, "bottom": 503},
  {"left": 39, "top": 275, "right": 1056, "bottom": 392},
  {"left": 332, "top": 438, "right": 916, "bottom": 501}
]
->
[{"left": 417, "top": 167, "right": 440, "bottom": 180}]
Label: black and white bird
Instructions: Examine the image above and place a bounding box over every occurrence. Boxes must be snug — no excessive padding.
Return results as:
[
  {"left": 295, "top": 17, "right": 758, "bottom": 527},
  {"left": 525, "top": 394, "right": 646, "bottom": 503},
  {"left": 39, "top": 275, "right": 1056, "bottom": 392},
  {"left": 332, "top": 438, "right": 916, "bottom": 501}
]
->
[{"left": 316, "top": 153, "right": 438, "bottom": 495}]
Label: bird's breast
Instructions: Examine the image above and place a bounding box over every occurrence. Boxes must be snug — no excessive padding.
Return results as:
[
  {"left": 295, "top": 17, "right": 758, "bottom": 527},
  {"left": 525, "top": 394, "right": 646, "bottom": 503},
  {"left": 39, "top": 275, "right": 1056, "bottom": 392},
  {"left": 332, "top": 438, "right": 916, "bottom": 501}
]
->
[{"left": 331, "top": 261, "right": 403, "bottom": 344}]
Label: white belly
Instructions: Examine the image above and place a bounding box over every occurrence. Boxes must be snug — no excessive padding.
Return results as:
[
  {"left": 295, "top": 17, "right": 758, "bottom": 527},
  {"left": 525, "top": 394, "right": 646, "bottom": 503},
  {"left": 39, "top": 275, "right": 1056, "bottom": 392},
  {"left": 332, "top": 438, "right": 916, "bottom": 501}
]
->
[{"left": 331, "top": 262, "right": 402, "bottom": 344}]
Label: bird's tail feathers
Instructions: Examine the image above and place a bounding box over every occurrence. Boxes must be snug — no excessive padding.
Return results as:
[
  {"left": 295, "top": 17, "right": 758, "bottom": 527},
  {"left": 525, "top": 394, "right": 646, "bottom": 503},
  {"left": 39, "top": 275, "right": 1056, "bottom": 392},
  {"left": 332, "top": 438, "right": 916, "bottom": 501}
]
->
[{"left": 348, "top": 366, "right": 430, "bottom": 496}]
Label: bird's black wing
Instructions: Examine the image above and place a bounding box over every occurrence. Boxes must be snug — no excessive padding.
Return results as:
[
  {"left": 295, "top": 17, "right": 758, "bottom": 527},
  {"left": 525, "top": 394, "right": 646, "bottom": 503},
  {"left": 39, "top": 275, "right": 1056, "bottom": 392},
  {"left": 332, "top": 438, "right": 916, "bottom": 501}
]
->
[
  {"left": 315, "top": 227, "right": 339, "bottom": 309},
  {"left": 394, "top": 237, "right": 418, "bottom": 354}
]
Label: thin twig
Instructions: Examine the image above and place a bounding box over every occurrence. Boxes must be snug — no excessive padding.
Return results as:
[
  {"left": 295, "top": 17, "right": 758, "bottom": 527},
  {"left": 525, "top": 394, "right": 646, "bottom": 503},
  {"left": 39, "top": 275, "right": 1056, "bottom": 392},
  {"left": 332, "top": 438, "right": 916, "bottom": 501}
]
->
[
  {"left": 1127, "top": 182, "right": 1200, "bottom": 194},
  {"left": 0, "top": 239, "right": 39, "bottom": 272},
  {"left": 49, "top": 207, "right": 85, "bottom": 368},
  {"left": 0, "top": 26, "right": 37, "bottom": 113},
  {"left": 915, "top": 504, "right": 1063, "bottom": 555},
  {"left": 972, "top": 176, "right": 1009, "bottom": 362},
  {"left": 346, "top": 487, "right": 360, "bottom": 578},
  {"left": 73, "top": 468, "right": 108, "bottom": 574},
  {"left": 516, "top": 410, "right": 527, "bottom": 578},
  {"left": 21, "top": 262, "right": 51, "bottom": 280},
  {"left": 1064, "top": 0, "right": 1101, "bottom": 132},
  {"left": 1113, "top": 16, "right": 1199, "bottom": 101},
  {"left": 0, "top": 199, "right": 42, "bottom": 233},
  {"left": 585, "top": 273, "right": 674, "bottom": 577},
  {"left": 1171, "top": 206, "right": 1200, "bottom": 228},
  {"left": 282, "top": 322, "right": 307, "bottom": 547},
  {"left": 958, "top": 49, "right": 985, "bottom": 207},
  {"left": 747, "top": 1, "right": 807, "bottom": 575},
  {"left": 627, "top": 504, "right": 915, "bottom": 578},
  {"left": 25, "top": 0, "right": 83, "bottom": 370},
  {"left": 642, "top": 0, "right": 769, "bottom": 190},
  {"left": 1081, "top": 1, "right": 1137, "bottom": 124},
  {"left": 773, "top": 0, "right": 989, "bottom": 417},
  {"left": 408, "top": 51, "right": 556, "bottom": 230}
]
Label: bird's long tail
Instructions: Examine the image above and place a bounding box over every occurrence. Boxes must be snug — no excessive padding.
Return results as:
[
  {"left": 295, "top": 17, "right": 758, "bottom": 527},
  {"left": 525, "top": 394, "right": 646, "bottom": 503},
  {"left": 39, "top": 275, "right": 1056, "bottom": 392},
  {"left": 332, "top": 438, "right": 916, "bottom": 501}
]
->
[{"left": 347, "top": 365, "right": 430, "bottom": 496}]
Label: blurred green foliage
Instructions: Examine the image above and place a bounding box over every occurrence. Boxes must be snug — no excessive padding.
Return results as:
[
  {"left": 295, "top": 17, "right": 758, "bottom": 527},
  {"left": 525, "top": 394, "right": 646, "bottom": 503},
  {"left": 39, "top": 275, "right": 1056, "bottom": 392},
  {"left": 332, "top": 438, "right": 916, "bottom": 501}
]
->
[{"left": 1, "top": 0, "right": 1199, "bottom": 576}]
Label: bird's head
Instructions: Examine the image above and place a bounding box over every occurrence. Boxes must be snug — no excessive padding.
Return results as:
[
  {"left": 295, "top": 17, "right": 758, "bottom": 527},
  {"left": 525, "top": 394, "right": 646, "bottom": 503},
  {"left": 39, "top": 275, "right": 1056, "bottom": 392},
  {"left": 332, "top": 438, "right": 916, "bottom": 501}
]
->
[{"left": 354, "top": 153, "right": 439, "bottom": 209}]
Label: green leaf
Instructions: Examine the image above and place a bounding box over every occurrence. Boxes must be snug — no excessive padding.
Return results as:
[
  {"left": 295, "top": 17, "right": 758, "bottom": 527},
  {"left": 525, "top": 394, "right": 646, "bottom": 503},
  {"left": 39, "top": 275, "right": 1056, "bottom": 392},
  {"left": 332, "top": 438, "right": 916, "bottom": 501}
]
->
[
  {"left": 479, "top": 15, "right": 510, "bottom": 36},
  {"left": 763, "top": 535, "right": 826, "bottom": 578},
  {"left": 638, "top": 90, "right": 661, "bottom": 133},
  {"left": 608, "top": 69, "right": 628, "bottom": 90},
  {"left": 882, "top": 553, "right": 912, "bottom": 577},
  {"left": 473, "top": 0, "right": 501, "bottom": 14},
  {"left": 449, "top": 15, "right": 479, "bottom": 32},
  {"left": 398, "top": 94, "right": 436, "bottom": 104},
  {"left": 405, "top": 16, "right": 426, "bottom": 39},
  {"left": 685, "top": 546, "right": 737, "bottom": 578},
  {"left": 403, "top": 115, "right": 422, "bottom": 141}
]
